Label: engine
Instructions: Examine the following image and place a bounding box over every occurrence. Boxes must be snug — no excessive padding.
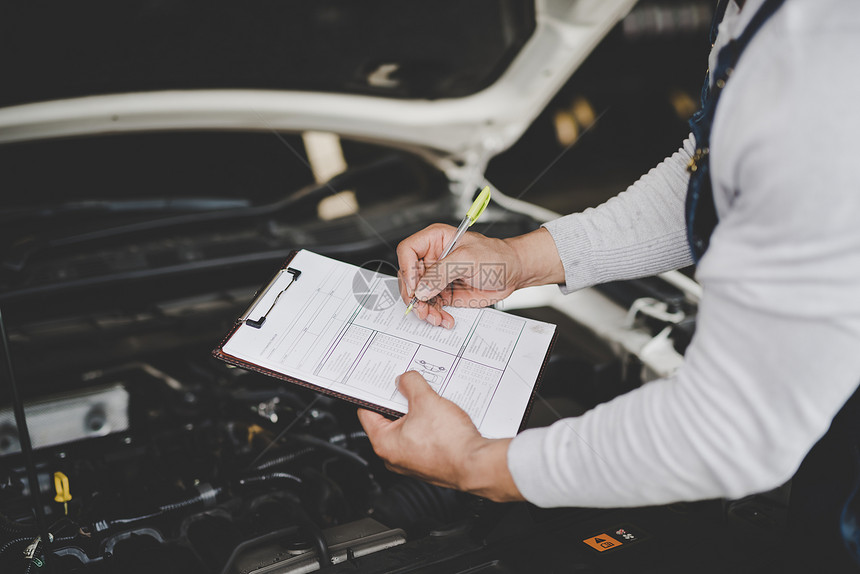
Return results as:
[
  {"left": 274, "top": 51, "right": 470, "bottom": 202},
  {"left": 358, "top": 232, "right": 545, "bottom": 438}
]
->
[{"left": 0, "top": 358, "right": 479, "bottom": 573}]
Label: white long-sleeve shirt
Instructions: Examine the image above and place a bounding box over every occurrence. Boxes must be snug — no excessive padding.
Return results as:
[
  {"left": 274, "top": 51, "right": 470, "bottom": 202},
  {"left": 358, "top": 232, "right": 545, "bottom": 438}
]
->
[{"left": 507, "top": 0, "right": 860, "bottom": 508}]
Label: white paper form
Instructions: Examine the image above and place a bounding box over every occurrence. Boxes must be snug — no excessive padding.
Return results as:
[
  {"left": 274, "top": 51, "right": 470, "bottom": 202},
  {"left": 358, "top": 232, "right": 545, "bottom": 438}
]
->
[{"left": 222, "top": 250, "right": 556, "bottom": 438}]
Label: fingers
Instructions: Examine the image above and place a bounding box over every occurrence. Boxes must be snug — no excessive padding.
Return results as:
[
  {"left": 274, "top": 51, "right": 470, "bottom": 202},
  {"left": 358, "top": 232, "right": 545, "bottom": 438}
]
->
[
  {"left": 361, "top": 371, "right": 503, "bottom": 494},
  {"left": 357, "top": 408, "right": 395, "bottom": 440},
  {"left": 359, "top": 372, "right": 433, "bottom": 463},
  {"left": 397, "top": 224, "right": 481, "bottom": 329},
  {"left": 397, "top": 269, "right": 413, "bottom": 305},
  {"left": 395, "top": 241, "right": 421, "bottom": 296},
  {"left": 417, "top": 301, "right": 441, "bottom": 326},
  {"left": 359, "top": 371, "right": 434, "bottom": 437},
  {"left": 414, "top": 246, "right": 476, "bottom": 302},
  {"left": 397, "top": 371, "right": 436, "bottom": 404},
  {"left": 439, "top": 309, "right": 455, "bottom": 329},
  {"left": 417, "top": 299, "right": 454, "bottom": 328},
  {"left": 396, "top": 224, "right": 455, "bottom": 295}
]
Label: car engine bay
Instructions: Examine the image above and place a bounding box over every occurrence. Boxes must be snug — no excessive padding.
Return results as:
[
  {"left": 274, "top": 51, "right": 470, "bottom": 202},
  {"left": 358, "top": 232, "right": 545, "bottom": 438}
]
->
[{"left": 0, "top": 136, "right": 795, "bottom": 574}]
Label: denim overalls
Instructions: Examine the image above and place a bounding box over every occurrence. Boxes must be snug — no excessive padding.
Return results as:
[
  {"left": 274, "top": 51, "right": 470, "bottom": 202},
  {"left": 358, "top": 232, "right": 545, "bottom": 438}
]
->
[
  {"left": 685, "top": 0, "right": 785, "bottom": 261},
  {"left": 688, "top": 2, "right": 860, "bottom": 570}
]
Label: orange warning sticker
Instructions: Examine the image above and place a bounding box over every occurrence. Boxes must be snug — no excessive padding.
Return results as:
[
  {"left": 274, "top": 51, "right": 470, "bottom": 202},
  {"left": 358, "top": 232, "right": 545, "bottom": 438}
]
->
[{"left": 582, "top": 533, "right": 623, "bottom": 552}]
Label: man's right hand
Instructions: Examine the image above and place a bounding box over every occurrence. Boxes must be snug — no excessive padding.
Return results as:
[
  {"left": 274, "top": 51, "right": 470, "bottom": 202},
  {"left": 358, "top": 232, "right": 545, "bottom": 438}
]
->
[{"left": 396, "top": 225, "right": 565, "bottom": 328}]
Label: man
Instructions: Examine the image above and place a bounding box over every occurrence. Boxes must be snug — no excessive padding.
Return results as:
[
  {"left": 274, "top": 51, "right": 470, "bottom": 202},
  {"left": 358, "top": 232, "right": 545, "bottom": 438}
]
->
[{"left": 358, "top": 0, "right": 860, "bottom": 566}]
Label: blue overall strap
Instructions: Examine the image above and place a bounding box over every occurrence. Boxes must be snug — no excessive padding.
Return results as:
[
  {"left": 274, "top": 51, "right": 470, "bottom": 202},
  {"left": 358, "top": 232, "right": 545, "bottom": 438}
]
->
[
  {"left": 685, "top": 0, "right": 787, "bottom": 261},
  {"left": 698, "top": 0, "right": 730, "bottom": 107}
]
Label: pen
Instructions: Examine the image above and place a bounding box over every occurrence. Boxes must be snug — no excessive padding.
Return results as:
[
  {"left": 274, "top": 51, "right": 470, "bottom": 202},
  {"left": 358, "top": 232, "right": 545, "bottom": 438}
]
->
[{"left": 404, "top": 185, "right": 492, "bottom": 316}]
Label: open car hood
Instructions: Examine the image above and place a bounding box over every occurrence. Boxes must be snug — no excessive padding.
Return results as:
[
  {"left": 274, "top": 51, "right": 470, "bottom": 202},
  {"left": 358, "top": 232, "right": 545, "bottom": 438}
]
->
[{"left": 0, "top": 0, "right": 636, "bottom": 167}]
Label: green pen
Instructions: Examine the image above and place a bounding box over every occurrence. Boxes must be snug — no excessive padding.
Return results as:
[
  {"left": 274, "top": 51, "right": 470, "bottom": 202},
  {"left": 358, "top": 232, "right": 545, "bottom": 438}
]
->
[{"left": 404, "top": 185, "right": 492, "bottom": 316}]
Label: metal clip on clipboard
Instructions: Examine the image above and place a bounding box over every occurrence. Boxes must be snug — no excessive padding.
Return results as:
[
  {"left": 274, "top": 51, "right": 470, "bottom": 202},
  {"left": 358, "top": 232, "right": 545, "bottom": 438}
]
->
[{"left": 242, "top": 267, "right": 301, "bottom": 329}]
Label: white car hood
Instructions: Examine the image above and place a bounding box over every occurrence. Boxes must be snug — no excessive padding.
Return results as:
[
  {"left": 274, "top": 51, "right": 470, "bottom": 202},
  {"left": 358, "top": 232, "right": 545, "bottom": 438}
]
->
[{"left": 0, "top": 0, "right": 635, "bottom": 168}]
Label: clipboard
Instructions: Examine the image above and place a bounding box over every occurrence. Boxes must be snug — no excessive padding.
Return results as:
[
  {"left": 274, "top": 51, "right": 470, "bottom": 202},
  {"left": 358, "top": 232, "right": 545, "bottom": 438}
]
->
[
  {"left": 213, "top": 250, "right": 557, "bottom": 435},
  {"left": 212, "top": 251, "right": 403, "bottom": 417}
]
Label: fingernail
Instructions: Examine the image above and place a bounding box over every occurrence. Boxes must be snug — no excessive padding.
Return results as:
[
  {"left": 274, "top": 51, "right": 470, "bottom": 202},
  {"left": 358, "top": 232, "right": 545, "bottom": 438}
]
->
[
  {"left": 442, "top": 318, "right": 453, "bottom": 329},
  {"left": 428, "top": 314, "right": 439, "bottom": 326}
]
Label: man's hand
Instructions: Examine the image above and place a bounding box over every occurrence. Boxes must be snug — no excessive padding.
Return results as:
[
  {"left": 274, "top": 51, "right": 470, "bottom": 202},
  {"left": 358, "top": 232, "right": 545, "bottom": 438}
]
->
[
  {"left": 357, "top": 371, "right": 524, "bottom": 502},
  {"left": 396, "top": 225, "right": 564, "bottom": 328}
]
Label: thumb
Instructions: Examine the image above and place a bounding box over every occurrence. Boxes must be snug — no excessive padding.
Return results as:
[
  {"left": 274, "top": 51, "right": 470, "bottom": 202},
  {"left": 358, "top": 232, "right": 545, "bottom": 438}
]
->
[
  {"left": 397, "top": 371, "right": 436, "bottom": 405},
  {"left": 357, "top": 408, "right": 394, "bottom": 439},
  {"left": 414, "top": 248, "right": 473, "bottom": 301}
]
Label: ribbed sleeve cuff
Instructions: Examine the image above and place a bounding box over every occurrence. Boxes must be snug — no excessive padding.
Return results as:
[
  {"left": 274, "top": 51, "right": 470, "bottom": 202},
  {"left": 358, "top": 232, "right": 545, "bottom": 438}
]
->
[
  {"left": 542, "top": 214, "right": 596, "bottom": 294},
  {"left": 542, "top": 213, "right": 694, "bottom": 292}
]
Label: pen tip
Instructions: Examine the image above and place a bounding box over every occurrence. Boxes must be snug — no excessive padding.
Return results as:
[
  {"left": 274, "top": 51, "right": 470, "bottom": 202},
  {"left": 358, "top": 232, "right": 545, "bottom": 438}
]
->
[{"left": 404, "top": 303, "right": 414, "bottom": 316}]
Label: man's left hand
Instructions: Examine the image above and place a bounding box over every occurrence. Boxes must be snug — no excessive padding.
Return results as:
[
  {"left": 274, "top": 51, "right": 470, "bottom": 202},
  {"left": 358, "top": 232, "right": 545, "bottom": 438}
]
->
[{"left": 357, "top": 370, "right": 523, "bottom": 502}]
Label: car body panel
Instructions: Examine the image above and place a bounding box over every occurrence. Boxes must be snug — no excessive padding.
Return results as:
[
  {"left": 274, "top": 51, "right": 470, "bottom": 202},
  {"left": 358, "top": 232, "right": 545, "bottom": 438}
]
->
[{"left": 0, "top": 0, "right": 637, "bottom": 166}]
